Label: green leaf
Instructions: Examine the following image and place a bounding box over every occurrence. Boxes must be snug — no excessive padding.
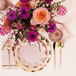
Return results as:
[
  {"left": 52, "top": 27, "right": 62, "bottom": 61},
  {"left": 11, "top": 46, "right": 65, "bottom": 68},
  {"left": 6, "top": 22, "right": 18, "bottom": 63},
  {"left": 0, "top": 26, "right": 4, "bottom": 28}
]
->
[
  {"left": 44, "top": 25, "right": 48, "bottom": 31},
  {"left": 12, "top": 27, "right": 17, "bottom": 29},
  {"left": 25, "top": 34, "right": 27, "bottom": 38},
  {"left": 22, "top": 22, "right": 26, "bottom": 26},
  {"left": 9, "top": 8, "right": 12, "bottom": 10},
  {"left": 15, "top": 33, "right": 19, "bottom": 40},
  {"left": 11, "top": 21, "right": 14, "bottom": 24},
  {"left": 41, "top": 36, "right": 44, "bottom": 40},
  {"left": 28, "top": 10, "right": 32, "bottom": 15}
]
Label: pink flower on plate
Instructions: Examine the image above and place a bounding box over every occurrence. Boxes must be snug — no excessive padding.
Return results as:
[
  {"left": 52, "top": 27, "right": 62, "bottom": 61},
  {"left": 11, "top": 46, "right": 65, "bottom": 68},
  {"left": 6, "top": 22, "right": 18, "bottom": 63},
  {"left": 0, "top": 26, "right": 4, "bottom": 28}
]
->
[
  {"left": 33, "top": 7, "right": 51, "bottom": 25},
  {"left": 57, "top": 6, "right": 67, "bottom": 16}
]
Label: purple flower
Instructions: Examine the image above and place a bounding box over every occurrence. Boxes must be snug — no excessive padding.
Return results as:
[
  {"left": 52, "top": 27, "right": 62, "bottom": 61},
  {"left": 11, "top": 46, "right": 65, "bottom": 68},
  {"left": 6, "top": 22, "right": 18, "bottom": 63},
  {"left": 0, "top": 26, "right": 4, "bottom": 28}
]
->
[
  {"left": 47, "top": 23, "right": 57, "bottom": 33},
  {"left": 20, "top": 0, "right": 29, "bottom": 3},
  {"left": 27, "top": 31, "right": 38, "bottom": 42},
  {"left": 7, "top": 10, "right": 17, "bottom": 21},
  {"left": 19, "top": 6, "right": 30, "bottom": 19},
  {"left": 45, "top": 0, "right": 53, "bottom": 4}
]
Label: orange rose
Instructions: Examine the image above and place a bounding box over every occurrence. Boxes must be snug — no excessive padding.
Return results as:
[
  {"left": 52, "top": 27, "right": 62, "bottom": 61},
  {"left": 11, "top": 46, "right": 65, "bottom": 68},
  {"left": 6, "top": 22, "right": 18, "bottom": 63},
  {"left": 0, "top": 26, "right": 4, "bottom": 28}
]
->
[
  {"left": 3, "top": 17, "right": 12, "bottom": 33},
  {"left": 4, "top": 17, "right": 10, "bottom": 26},
  {"left": 33, "top": 7, "right": 51, "bottom": 25}
]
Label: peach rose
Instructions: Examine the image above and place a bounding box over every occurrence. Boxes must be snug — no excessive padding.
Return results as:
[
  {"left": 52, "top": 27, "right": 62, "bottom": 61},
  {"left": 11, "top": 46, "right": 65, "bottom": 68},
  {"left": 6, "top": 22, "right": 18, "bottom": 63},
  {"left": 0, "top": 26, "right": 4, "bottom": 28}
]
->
[{"left": 33, "top": 7, "right": 51, "bottom": 25}]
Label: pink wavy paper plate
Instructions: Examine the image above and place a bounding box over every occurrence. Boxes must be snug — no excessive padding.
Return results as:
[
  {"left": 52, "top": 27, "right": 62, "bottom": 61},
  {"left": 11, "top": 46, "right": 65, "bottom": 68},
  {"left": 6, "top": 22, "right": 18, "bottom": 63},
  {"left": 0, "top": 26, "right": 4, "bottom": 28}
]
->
[{"left": 13, "top": 39, "right": 51, "bottom": 72}]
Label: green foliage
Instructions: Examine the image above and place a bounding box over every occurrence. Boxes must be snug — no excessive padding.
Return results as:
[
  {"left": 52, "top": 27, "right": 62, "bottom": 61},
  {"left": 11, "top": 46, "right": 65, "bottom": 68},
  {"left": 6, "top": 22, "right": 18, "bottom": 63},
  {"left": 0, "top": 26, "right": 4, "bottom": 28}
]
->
[
  {"left": 41, "top": 36, "right": 44, "bottom": 40},
  {"left": 28, "top": 10, "right": 32, "bottom": 15},
  {"left": 25, "top": 34, "right": 27, "bottom": 38},
  {"left": 15, "top": 33, "right": 19, "bottom": 40},
  {"left": 44, "top": 25, "right": 48, "bottom": 31}
]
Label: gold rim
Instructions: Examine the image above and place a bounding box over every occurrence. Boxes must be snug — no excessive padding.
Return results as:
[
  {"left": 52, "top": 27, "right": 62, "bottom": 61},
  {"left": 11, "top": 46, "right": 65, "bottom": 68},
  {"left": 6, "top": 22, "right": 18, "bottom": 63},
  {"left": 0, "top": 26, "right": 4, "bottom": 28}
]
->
[
  {"left": 13, "top": 39, "right": 51, "bottom": 72},
  {"left": 18, "top": 39, "right": 47, "bottom": 68}
]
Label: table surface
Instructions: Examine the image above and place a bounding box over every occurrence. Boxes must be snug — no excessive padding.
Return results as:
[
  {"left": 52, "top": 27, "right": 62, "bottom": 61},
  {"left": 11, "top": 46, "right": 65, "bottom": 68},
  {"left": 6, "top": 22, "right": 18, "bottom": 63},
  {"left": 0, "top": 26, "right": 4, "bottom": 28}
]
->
[{"left": 0, "top": 0, "right": 76, "bottom": 76}]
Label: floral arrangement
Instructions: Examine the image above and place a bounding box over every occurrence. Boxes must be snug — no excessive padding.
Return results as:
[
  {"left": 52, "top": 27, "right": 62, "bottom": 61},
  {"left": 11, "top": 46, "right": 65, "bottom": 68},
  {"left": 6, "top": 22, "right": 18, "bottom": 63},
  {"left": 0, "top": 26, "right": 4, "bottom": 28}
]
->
[
  {"left": 0, "top": 0, "right": 67, "bottom": 42},
  {"left": 0, "top": 0, "right": 69, "bottom": 72}
]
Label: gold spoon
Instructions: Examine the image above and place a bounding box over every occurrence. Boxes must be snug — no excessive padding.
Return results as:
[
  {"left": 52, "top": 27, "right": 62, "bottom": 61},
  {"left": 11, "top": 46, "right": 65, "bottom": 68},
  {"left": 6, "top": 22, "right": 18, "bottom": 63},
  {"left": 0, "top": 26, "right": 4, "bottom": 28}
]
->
[{"left": 57, "top": 41, "right": 64, "bottom": 69}]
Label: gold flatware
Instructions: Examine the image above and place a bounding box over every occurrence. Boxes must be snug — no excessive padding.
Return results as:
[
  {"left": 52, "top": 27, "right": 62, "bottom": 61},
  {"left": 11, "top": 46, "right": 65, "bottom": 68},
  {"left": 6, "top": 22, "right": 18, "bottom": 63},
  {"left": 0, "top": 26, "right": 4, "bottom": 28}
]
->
[{"left": 7, "top": 41, "right": 11, "bottom": 67}]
